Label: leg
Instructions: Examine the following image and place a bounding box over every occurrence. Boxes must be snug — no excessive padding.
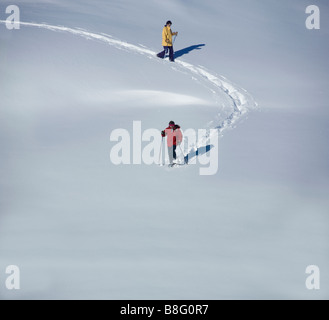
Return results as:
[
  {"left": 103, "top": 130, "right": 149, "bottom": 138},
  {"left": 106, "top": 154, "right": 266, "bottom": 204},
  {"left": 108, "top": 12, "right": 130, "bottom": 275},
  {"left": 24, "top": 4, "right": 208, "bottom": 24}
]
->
[
  {"left": 168, "top": 146, "right": 174, "bottom": 164},
  {"left": 173, "top": 145, "right": 177, "bottom": 161},
  {"left": 157, "top": 46, "right": 168, "bottom": 59},
  {"left": 169, "top": 46, "right": 174, "bottom": 62},
  {"left": 157, "top": 50, "right": 165, "bottom": 59}
]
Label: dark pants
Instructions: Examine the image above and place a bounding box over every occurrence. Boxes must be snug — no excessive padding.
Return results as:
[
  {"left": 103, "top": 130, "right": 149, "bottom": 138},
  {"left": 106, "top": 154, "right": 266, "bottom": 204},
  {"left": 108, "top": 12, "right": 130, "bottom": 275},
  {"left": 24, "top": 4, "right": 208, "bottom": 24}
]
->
[
  {"left": 168, "top": 145, "right": 177, "bottom": 164},
  {"left": 157, "top": 46, "right": 174, "bottom": 61}
]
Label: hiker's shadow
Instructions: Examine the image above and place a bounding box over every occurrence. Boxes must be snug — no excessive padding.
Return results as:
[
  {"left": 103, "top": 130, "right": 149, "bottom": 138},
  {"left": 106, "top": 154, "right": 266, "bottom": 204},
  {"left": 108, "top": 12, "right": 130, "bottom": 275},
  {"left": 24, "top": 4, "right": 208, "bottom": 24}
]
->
[
  {"left": 183, "top": 145, "right": 213, "bottom": 164},
  {"left": 174, "top": 44, "right": 205, "bottom": 59}
]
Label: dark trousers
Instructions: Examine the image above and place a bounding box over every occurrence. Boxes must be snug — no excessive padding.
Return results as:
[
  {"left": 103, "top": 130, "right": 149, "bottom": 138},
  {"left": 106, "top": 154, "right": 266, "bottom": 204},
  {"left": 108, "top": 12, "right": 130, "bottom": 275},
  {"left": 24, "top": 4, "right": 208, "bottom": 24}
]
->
[
  {"left": 157, "top": 46, "right": 174, "bottom": 61},
  {"left": 168, "top": 145, "right": 177, "bottom": 164}
]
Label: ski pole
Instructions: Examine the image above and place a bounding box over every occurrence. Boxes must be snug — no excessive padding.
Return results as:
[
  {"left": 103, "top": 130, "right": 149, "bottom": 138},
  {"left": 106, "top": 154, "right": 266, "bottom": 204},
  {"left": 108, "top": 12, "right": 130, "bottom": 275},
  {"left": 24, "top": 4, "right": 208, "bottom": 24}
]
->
[
  {"left": 158, "top": 137, "right": 164, "bottom": 165},
  {"left": 178, "top": 144, "right": 187, "bottom": 164}
]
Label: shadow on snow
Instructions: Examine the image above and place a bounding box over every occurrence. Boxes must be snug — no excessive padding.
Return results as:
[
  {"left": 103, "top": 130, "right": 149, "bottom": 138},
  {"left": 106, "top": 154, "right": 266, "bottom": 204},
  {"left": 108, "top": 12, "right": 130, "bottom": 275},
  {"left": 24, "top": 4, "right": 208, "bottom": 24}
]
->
[
  {"left": 183, "top": 144, "right": 213, "bottom": 164},
  {"left": 174, "top": 44, "right": 206, "bottom": 59}
]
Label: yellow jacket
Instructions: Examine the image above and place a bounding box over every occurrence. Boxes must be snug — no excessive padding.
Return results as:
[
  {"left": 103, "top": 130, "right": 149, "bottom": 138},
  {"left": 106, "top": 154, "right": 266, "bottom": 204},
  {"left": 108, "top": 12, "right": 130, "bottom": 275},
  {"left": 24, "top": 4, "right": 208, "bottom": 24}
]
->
[{"left": 162, "top": 25, "right": 177, "bottom": 46}]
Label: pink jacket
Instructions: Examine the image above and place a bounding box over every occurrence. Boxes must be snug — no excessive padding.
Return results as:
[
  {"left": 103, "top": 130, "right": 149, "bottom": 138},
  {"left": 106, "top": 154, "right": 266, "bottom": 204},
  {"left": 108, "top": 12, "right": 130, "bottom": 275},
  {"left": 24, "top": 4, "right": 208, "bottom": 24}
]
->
[{"left": 162, "top": 125, "right": 182, "bottom": 147}]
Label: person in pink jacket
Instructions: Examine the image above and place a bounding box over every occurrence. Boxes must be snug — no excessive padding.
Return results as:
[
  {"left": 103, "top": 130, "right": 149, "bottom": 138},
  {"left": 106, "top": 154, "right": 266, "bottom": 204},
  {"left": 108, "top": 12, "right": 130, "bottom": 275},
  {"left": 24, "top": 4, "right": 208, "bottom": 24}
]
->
[{"left": 161, "top": 121, "right": 183, "bottom": 166}]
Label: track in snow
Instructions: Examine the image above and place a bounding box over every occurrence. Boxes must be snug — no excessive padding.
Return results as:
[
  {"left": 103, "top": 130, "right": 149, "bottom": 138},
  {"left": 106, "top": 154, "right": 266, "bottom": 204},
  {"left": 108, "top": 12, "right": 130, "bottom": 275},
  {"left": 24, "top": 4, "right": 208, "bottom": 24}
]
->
[{"left": 0, "top": 20, "right": 258, "bottom": 150}]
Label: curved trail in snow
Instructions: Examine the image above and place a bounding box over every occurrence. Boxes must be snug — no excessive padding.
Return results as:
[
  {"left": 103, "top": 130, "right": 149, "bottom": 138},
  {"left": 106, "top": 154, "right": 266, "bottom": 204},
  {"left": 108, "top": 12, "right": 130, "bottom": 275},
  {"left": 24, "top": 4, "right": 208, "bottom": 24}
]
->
[{"left": 0, "top": 20, "right": 258, "bottom": 147}]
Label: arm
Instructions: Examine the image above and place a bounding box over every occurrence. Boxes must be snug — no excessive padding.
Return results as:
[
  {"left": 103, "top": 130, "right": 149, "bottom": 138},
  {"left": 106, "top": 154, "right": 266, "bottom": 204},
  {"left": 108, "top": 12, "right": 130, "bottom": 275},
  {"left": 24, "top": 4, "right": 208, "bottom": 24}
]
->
[
  {"left": 161, "top": 129, "right": 167, "bottom": 137},
  {"left": 175, "top": 130, "right": 183, "bottom": 144},
  {"left": 163, "top": 28, "right": 170, "bottom": 44}
]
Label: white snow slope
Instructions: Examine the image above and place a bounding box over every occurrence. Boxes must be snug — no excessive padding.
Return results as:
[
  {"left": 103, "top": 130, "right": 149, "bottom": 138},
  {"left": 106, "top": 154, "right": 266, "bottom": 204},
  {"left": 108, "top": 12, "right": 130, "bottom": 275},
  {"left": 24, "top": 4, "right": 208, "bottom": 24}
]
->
[{"left": 0, "top": 0, "right": 328, "bottom": 299}]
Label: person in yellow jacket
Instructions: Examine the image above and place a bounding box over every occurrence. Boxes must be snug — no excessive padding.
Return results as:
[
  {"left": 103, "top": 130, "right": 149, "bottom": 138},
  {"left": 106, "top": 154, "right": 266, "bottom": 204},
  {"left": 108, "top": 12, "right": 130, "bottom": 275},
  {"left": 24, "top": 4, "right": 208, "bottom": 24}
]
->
[{"left": 157, "top": 21, "right": 178, "bottom": 62}]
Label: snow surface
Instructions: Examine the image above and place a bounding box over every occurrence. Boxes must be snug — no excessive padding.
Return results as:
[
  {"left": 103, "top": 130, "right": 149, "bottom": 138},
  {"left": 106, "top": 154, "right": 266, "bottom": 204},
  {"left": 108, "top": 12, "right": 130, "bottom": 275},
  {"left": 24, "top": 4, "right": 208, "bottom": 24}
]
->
[{"left": 0, "top": 0, "right": 328, "bottom": 299}]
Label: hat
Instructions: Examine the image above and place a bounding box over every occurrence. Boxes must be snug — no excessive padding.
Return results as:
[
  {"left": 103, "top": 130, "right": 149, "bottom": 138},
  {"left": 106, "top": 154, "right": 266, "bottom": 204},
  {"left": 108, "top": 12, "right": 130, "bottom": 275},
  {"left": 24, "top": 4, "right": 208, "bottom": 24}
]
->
[
  {"left": 166, "top": 21, "right": 172, "bottom": 26},
  {"left": 169, "top": 121, "right": 175, "bottom": 126}
]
